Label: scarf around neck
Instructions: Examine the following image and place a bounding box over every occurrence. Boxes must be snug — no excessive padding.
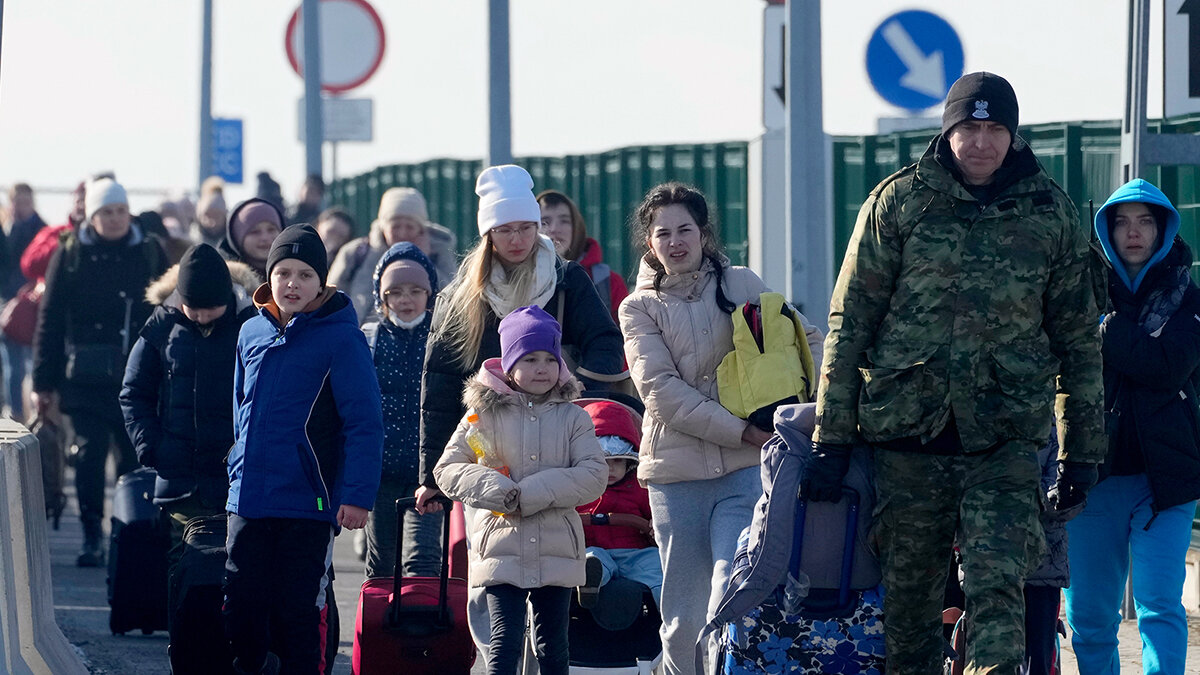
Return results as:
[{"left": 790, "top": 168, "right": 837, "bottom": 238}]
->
[
  {"left": 1137, "top": 265, "right": 1190, "bottom": 336},
  {"left": 483, "top": 235, "right": 558, "bottom": 318}
]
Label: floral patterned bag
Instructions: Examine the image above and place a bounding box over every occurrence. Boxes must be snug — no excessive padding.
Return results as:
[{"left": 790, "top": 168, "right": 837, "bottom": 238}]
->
[
  {"left": 720, "top": 585, "right": 885, "bottom": 675},
  {"left": 718, "top": 492, "right": 886, "bottom": 675}
]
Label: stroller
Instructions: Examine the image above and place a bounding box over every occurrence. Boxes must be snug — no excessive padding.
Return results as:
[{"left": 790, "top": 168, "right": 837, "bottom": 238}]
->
[{"left": 519, "top": 391, "right": 664, "bottom": 675}]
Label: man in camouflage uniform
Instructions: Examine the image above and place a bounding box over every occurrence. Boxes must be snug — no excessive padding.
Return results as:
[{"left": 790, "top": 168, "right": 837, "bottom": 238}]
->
[{"left": 804, "top": 72, "right": 1105, "bottom": 674}]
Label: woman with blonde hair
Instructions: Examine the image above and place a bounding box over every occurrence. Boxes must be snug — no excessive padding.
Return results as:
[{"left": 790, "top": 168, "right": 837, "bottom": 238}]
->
[{"left": 416, "top": 165, "right": 626, "bottom": 516}]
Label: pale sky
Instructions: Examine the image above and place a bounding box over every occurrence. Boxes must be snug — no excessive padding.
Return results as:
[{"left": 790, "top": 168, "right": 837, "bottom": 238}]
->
[{"left": 0, "top": 0, "right": 1167, "bottom": 220}]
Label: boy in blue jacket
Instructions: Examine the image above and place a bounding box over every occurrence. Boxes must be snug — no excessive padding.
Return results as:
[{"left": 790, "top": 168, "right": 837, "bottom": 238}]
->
[{"left": 223, "top": 224, "right": 384, "bottom": 675}]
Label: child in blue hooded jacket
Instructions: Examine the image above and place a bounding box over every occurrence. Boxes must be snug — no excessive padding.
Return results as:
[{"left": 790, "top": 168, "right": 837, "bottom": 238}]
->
[
  {"left": 361, "top": 241, "right": 442, "bottom": 580},
  {"left": 1063, "top": 179, "right": 1200, "bottom": 675},
  {"left": 223, "top": 224, "right": 384, "bottom": 675}
]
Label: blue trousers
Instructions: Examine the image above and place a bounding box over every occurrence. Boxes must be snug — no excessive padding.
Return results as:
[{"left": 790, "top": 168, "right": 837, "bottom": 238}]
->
[
  {"left": 585, "top": 546, "right": 663, "bottom": 608},
  {"left": 1064, "top": 474, "right": 1195, "bottom": 675},
  {"left": 648, "top": 465, "right": 762, "bottom": 675}
]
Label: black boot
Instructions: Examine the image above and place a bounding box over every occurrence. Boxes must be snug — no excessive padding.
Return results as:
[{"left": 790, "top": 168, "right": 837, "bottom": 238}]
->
[{"left": 77, "top": 518, "right": 104, "bottom": 567}]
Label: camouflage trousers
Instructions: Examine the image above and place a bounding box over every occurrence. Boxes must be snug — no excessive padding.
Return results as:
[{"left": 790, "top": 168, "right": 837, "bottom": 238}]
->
[{"left": 874, "top": 440, "right": 1045, "bottom": 675}]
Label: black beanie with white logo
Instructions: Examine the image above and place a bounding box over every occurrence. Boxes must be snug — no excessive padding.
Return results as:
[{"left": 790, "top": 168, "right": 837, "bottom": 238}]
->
[
  {"left": 266, "top": 224, "right": 328, "bottom": 287},
  {"left": 941, "top": 71, "right": 1019, "bottom": 137}
]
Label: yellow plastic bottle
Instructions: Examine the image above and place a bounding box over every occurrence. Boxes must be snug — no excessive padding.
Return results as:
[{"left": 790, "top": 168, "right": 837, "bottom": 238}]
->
[{"left": 466, "top": 413, "right": 509, "bottom": 477}]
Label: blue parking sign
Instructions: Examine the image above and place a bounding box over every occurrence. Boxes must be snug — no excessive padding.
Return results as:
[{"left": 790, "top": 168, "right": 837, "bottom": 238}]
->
[
  {"left": 211, "top": 118, "right": 243, "bottom": 184},
  {"left": 866, "top": 10, "right": 964, "bottom": 111}
]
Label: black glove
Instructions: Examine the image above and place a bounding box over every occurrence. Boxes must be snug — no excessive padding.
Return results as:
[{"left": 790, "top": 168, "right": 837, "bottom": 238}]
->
[
  {"left": 800, "top": 442, "right": 853, "bottom": 502},
  {"left": 1048, "top": 461, "right": 1099, "bottom": 517}
]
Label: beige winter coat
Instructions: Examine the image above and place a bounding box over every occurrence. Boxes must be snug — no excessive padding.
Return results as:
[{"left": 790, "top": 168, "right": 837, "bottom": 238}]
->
[
  {"left": 433, "top": 360, "right": 607, "bottom": 589},
  {"left": 619, "top": 258, "right": 824, "bottom": 485}
]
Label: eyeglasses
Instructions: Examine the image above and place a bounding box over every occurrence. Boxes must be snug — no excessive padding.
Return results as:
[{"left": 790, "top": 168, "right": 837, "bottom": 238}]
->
[
  {"left": 383, "top": 287, "right": 430, "bottom": 300},
  {"left": 490, "top": 223, "right": 537, "bottom": 239}
]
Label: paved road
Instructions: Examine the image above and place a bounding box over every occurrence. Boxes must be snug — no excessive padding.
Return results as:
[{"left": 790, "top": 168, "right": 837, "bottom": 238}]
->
[{"left": 46, "top": 463, "right": 1200, "bottom": 673}]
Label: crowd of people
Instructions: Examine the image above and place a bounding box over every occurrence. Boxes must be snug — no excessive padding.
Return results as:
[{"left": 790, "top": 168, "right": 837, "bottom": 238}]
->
[{"left": 0, "top": 69, "right": 1196, "bottom": 675}]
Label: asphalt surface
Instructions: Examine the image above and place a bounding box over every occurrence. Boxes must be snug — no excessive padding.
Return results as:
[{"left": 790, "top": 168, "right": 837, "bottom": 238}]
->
[{"left": 44, "top": 461, "right": 1200, "bottom": 674}]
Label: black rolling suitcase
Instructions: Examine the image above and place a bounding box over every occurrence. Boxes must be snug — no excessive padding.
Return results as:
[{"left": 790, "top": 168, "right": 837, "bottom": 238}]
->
[
  {"left": 170, "top": 514, "right": 233, "bottom": 674},
  {"left": 107, "top": 467, "right": 170, "bottom": 635}
]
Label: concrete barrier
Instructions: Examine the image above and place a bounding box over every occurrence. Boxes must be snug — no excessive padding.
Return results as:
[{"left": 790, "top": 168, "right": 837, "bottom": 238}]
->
[{"left": 0, "top": 419, "right": 88, "bottom": 674}]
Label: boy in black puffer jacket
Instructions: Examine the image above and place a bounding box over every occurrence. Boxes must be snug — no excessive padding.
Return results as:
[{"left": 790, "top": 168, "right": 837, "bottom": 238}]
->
[{"left": 120, "top": 243, "right": 259, "bottom": 598}]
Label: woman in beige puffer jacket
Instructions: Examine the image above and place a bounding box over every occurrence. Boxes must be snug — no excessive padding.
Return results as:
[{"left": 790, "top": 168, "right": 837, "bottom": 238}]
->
[{"left": 618, "top": 182, "right": 823, "bottom": 675}]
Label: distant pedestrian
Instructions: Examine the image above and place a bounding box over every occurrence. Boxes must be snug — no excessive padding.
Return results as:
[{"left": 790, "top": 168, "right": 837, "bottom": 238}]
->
[
  {"left": 327, "top": 187, "right": 458, "bottom": 324},
  {"left": 2, "top": 182, "right": 46, "bottom": 419},
  {"left": 191, "top": 178, "right": 228, "bottom": 248},
  {"left": 287, "top": 173, "right": 325, "bottom": 226},
  {"left": 811, "top": 71, "right": 1104, "bottom": 672},
  {"left": 32, "top": 177, "right": 169, "bottom": 567},
  {"left": 314, "top": 208, "right": 354, "bottom": 267},
  {"left": 1064, "top": 178, "right": 1200, "bottom": 675},
  {"left": 254, "top": 171, "right": 285, "bottom": 214},
  {"left": 218, "top": 198, "right": 284, "bottom": 281},
  {"left": 222, "top": 224, "right": 383, "bottom": 675},
  {"left": 537, "top": 190, "right": 628, "bottom": 323}
]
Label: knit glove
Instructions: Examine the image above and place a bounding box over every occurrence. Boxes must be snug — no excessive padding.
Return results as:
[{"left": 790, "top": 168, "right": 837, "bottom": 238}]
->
[
  {"left": 800, "top": 442, "right": 853, "bottom": 503},
  {"left": 1047, "top": 461, "right": 1098, "bottom": 519}
]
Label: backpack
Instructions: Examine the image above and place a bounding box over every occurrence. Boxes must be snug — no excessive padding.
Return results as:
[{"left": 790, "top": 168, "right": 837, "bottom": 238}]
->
[{"left": 716, "top": 292, "right": 817, "bottom": 431}]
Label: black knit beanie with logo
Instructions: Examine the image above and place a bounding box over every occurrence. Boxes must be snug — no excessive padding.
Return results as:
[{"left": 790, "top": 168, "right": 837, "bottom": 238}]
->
[
  {"left": 941, "top": 71, "right": 1019, "bottom": 137},
  {"left": 266, "top": 223, "right": 328, "bottom": 286}
]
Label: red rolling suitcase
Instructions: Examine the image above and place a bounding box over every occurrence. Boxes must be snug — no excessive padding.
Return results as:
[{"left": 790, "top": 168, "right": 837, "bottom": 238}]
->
[{"left": 352, "top": 496, "right": 475, "bottom": 675}]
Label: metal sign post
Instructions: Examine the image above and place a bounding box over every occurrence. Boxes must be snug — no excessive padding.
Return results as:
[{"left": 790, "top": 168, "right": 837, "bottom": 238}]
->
[
  {"left": 784, "top": 0, "right": 831, "bottom": 328},
  {"left": 1122, "top": 0, "right": 1200, "bottom": 181},
  {"left": 487, "top": 0, "right": 512, "bottom": 167},
  {"left": 302, "top": 0, "right": 323, "bottom": 180},
  {"left": 198, "top": 0, "right": 213, "bottom": 191}
]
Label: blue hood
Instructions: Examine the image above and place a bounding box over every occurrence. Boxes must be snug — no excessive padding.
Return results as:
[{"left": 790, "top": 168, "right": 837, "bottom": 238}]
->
[
  {"left": 371, "top": 241, "right": 439, "bottom": 314},
  {"left": 1094, "top": 178, "right": 1181, "bottom": 292}
]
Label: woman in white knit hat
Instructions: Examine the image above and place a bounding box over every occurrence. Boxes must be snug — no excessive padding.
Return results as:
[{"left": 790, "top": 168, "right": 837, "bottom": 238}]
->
[
  {"left": 327, "top": 186, "right": 459, "bottom": 325},
  {"left": 414, "top": 164, "right": 629, "bottom": 662}
]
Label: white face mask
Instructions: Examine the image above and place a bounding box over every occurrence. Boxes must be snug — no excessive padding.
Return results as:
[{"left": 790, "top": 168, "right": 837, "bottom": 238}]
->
[{"left": 388, "top": 312, "right": 427, "bottom": 329}]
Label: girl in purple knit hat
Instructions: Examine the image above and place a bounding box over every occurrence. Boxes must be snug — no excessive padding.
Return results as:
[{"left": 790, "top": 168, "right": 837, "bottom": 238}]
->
[{"left": 433, "top": 305, "right": 606, "bottom": 675}]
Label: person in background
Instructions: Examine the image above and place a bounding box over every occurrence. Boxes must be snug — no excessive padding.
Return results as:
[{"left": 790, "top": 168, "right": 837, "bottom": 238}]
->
[
  {"left": 135, "top": 210, "right": 191, "bottom": 264},
  {"left": 223, "top": 224, "right": 382, "bottom": 675},
  {"left": 315, "top": 208, "right": 355, "bottom": 267},
  {"left": 191, "top": 177, "right": 228, "bottom": 248},
  {"left": 32, "top": 177, "right": 169, "bottom": 567},
  {"left": 434, "top": 305, "right": 607, "bottom": 675},
  {"left": 810, "top": 72, "right": 1103, "bottom": 673},
  {"left": 219, "top": 198, "right": 284, "bottom": 281},
  {"left": 119, "top": 243, "right": 258, "bottom": 641},
  {"left": 287, "top": 173, "right": 325, "bottom": 226},
  {"left": 537, "top": 189, "right": 628, "bottom": 323},
  {"left": 360, "top": 241, "right": 441, "bottom": 580},
  {"left": 327, "top": 187, "right": 458, "bottom": 324},
  {"left": 2, "top": 182, "right": 46, "bottom": 420},
  {"left": 1064, "top": 179, "right": 1200, "bottom": 675},
  {"left": 619, "top": 181, "right": 823, "bottom": 675},
  {"left": 254, "top": 171, "right": 285, "bottom": 214}
]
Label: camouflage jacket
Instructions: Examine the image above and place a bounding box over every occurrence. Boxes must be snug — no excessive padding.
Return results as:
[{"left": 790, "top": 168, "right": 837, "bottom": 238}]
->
[{"left": 813, "top": 137, "right": 1105, "bottom": 463}]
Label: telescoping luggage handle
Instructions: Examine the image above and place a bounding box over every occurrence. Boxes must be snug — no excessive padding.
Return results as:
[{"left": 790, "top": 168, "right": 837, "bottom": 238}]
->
[
  {"left": 387, "top": 496, "right": 455, "bottom": 633},
  {"left": 790, "top": 487, "right": 860, "bottom": 611}
]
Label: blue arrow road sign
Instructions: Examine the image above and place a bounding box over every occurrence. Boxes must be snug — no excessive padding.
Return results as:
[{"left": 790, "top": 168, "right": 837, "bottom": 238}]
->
[
  {"left": 211, "top": 118, "right": 243, "bottom": 184},
  {"left": 866, "top": 10, "right": 964, "bottom": 111}
]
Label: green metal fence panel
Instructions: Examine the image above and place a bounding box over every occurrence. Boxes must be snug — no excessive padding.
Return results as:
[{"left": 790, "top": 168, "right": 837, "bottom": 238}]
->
[{"left": 329, "top": 142, "right": 753, "bottom": 284}]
